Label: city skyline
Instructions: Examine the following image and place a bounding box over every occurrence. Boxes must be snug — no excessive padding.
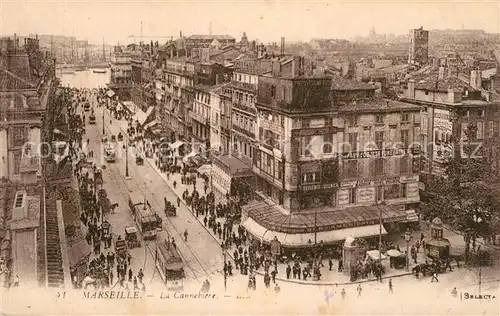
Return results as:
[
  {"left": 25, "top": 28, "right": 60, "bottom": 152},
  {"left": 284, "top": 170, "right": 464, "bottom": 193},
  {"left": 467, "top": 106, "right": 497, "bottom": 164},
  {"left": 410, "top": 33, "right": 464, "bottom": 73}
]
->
[{"left": 1, "top": 0, "right": 499, "bottom": 45}]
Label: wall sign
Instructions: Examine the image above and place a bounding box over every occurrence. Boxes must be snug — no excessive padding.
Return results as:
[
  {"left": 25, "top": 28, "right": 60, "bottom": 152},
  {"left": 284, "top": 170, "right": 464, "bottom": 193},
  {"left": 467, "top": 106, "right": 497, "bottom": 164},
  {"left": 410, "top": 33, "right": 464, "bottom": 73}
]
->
[
  {"left": 341, "top": 147, "right": 420, "bottom": 160},
  {"left": 358, "top": 187, "right": 375, "bottom": 203},
  {"left": 293, "top": 126, "right": 341, "bottom": 137}
]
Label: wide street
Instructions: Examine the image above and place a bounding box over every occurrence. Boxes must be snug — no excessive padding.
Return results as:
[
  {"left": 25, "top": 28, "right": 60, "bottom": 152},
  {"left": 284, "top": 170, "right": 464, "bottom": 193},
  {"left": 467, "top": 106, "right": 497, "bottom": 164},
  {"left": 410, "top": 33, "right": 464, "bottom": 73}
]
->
[{"left": 75, "top": 93, "right": 500, "bottom": 315}]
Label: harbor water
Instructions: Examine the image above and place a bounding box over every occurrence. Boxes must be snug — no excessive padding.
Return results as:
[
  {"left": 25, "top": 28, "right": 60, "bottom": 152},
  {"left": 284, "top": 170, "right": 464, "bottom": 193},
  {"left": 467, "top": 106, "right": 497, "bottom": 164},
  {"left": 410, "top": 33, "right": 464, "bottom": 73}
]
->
[{"left": 57, "top": 68, "right": 110, "bottom": 89}]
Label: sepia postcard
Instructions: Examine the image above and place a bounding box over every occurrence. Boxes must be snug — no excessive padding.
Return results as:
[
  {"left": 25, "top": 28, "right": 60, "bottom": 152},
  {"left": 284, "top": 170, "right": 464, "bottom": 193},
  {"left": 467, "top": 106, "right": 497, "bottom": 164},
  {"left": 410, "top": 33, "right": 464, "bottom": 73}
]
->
[{"left": 0, "top": 0, "right": 498, "bottom": 315}]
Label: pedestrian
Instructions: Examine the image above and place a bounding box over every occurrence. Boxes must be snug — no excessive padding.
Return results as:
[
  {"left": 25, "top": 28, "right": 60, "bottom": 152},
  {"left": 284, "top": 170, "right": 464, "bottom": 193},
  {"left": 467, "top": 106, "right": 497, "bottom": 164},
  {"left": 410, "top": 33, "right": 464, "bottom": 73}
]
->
[
  {"left": 128, "top": 269, "right": 133, "bottom": 282},
  {"left": 357, "top": 284, "right": 362, "bottom": 297},
  {"left": 451, "top": 287, "right": 458, "bottom": 298},
  {"left": 203, "top": 217, "right": 207, "bottom": 227},
  {"left": 286, "top": 264, "right": 291, "bottom": 279},
  {"left": 341, "top": 288, "right": 346, "bottom": 300},
  {"left": 177, "top": 197, "right": 181, "bottom": 207},
  {"left": 133, "top": 276, "right": 138, "bottom": 290},
  {"left": 431, "top": 272, "right": 439, "bottom": 283},
  {"left": 173, "top": 180, "right": 177, "bottom": 189},
  {"left": 328, "top": 259, "right": 333, "bottom": 271},
  {"left": 184, "top": 229, "right": 188, "bottom": 242},
  {"left": 274, "top": 283, "right": 280, "bottom": 294},
  {"left": 445, "top": 258, "right": 453, "bottom": 272},
  {"left": 389, "top": 279, "right": 393, "bottom": 293},
  {"left": 138, "top": 269, "right": 144, "bottom": 283}
]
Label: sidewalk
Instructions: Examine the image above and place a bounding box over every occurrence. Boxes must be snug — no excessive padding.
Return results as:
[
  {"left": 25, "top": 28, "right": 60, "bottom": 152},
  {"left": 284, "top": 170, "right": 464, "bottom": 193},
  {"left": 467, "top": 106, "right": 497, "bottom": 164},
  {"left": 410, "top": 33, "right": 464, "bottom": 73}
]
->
[{"left": 107, "top": 110, "right": 474, "bottom": 286}]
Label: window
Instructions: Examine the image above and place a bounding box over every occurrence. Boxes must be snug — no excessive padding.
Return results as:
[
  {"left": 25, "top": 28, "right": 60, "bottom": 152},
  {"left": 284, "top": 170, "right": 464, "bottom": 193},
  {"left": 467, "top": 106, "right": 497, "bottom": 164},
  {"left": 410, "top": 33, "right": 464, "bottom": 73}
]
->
[
  {"left": 375, "top": 114, "right": 384, "bottom": 124},
  {"left": 384, "top": 184, "right": 400, "bottom": 199},
  {"left": 325, "top": 117, "right": 333, "bottom": 126},
  {"left": 345, "top": 160, "right": 358, "bottom": 178},
  {"left": 13, "top": 152, "right": 21, "bottom": 175},
  {"left": 302, "top": 136, "right": 312, "bottom": 156},
  {"left": 302, "top": 118, "right": 310, "bottom": 128},
  {"left": 277, "top": 161, "right": 283, "bottom": 180},
  {"left": 374, "top": 158, "right": 384, "bottom": 175},
  {"left": 323, "top": 134, "right": 333, "bottom": 154},
  {"left": 375, "top": 131, "right": 384, "bottom": 149},
  {"left": 477, "top": 122, "right": 484, "bottom": 139},
  {"left": 400, "top": 130, "right": 410, "bottom": 147},
  {"left": 375, "top": 186, "right": 384, "bottom": 202},
  {"left": 401, "top": 113, "right": 410, "bottom": 122},
  {"left": 400, "top": 155, "right": 410, "bottom": 173},
  {"left": 348, "top": 188, "right": 356, "bottom": 204},
  {"left": 13, "top": 126, "right": 25, "bottom": 147},
  {"left": 271, "top": 85, "right": 276, "bottom": 98},
  {"left": 401, "top": 183, "right": 407, "bottom": 198},
  {"left": 348, "top": 133, "right": 358, "bottom": 151},
  {"left": 347, "top": 115, "right": 358, "bottom": 126}
]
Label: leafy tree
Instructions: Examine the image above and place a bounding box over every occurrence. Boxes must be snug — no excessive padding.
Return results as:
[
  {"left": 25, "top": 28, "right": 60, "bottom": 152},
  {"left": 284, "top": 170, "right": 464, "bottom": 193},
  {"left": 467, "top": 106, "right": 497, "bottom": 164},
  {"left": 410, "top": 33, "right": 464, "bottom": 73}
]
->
[{"left": 422, "top": 153, "right": 500, "bottom": 253}]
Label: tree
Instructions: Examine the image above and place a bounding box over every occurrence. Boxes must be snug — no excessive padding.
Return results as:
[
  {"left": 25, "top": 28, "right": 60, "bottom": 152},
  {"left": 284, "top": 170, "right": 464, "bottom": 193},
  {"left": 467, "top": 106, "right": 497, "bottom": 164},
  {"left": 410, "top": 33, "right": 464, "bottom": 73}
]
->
[{"left": 422, "top": 155, "right": 500, "bottom": 253}]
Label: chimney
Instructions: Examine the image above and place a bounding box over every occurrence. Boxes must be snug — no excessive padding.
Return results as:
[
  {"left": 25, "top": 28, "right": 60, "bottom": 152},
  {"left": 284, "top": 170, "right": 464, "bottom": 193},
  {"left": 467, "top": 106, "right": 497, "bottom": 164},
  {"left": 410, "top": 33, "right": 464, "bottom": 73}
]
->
[
  {"left": 438, "top": 66, "right": 445, "bottom": 80},
  {"left": 408, "top": 79, "right": 416, "bottom": 98},
  {"left": 280, "top": 37, "right": 285, "bottom": 57},
  {"left": 470, "top": 69, "right": 482, "bottom": 90}
]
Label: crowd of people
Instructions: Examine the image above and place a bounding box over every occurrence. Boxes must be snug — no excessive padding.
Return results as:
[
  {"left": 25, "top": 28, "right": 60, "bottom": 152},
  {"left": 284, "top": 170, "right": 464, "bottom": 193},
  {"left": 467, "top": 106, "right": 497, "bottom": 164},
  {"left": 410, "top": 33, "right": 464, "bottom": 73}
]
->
[{"left": 64, "top": 87, "right": 148, "bottom": 291}]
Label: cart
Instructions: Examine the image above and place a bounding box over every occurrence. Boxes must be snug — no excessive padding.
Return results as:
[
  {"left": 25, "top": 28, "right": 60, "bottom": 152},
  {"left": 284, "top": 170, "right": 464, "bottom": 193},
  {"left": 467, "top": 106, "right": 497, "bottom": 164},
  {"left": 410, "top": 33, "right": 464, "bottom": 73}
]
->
[
  {"left": 136, "top": 156, "right": 144, "bottom": 165},
  {"left": 125, "top": 226, "right": 141, "bottom": 249},
  {"left": 115, "top": 239, "right": 128, "bottom": 260},
  {"left": 117, "top": 132, "right": 123, "bottom": 141}
]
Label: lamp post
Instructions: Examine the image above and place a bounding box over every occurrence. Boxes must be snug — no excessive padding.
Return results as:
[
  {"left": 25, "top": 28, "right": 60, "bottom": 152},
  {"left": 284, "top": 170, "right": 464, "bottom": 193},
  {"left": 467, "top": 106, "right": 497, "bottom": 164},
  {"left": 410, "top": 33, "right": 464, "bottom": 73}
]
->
[
  {"left": 377, "top": 201, "right": 385, "bottom": 262},
  {"left": 222, "top": 242, "right": 227, "bottom": 291},
  {"left": 125, "top": 141, "right": 130, "bottom": 179},
  {"left": 102, "top": 106, "right": 105, "bottom": 135},
  {"left": 404, "top": 229, "right": 411, "bottom": 271}
]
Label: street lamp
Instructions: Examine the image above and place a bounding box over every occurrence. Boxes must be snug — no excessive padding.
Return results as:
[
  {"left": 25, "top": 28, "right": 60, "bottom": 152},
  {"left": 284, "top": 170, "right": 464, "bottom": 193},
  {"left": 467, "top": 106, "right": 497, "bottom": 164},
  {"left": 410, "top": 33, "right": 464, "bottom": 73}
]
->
[
  {"left": 377, "top": 200, "right": 385, "bottom": 262},
  {"left": 222, "top": 242, "right": 227, "bottom": 291},
  {"left": 102, "top": 107, "right": 105, "bottom": 135},
  {"left": 125, "top": 141, "right": 130, "bottom": 180},
  {"left": 404, "top": 229, "right": 411, "bottom": 271}
]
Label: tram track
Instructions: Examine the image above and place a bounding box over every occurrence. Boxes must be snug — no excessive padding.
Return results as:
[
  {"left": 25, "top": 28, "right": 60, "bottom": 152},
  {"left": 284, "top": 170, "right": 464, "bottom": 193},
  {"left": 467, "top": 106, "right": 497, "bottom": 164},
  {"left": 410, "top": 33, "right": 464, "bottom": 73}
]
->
[{"left": 96, "top": 113, "right": 215, "bottom": 284}]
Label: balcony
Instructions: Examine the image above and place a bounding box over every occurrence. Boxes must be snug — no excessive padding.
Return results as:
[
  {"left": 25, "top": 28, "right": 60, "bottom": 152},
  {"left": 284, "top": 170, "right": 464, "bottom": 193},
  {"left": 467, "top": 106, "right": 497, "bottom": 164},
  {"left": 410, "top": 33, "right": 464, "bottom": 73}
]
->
[
  {"left": 232, "top": 124, "right": 256, "bottom": 139},
  {"left": 191, "top": 111, "right": 210, "bottom": 125},
  {"left": 20, "top": 154, "right": 40, "bottom": 173},
  {"left": 232, "top": 101, "right": 257, "bottom": 115},
  {"left": 230, "top": 81, "right": 257, "bottom": 92},
  {"left": 164, "top": 67, "right": 195, "bottom": 78},
  {"left": 259, "top": 118, "right": 283, "bottom": 134},
  {"left": 0, "top": 110, "right": 44, "bottom": 122}
]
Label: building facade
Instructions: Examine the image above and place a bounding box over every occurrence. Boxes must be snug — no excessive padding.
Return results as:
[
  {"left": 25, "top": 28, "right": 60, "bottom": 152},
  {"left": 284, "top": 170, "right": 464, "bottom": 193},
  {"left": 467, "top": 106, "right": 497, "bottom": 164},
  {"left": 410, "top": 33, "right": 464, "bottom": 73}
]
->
[
  {"left": 241, "top": 59, "right": 421, "bottom": 248},
  {"left": 108, "top": 47, "right": 132, "bottom": 100},
  {"left": 408, "top": 27, "right": 429, "bottom": 66}
]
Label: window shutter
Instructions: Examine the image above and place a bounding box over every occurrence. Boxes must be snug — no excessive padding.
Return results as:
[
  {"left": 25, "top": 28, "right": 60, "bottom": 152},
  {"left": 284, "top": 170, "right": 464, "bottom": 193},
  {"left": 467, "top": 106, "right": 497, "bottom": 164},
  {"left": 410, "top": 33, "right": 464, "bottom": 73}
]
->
[
  {"left": 369, "top": 159, "right": 375, "bottom": 177},
  {"left": 8, "top": 127, "right": 12, "bottom": 147}
]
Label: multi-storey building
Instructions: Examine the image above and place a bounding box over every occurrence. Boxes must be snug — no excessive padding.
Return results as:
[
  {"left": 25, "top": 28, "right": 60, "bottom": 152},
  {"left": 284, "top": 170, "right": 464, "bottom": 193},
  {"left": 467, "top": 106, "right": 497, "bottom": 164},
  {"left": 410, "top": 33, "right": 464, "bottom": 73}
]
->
[
  {"left": 240, "top": 58, "right": 421, "bottom": 248},
  {"left": 408, "top": 27, "right": 429, "bottom": 66},
  {"left": 108, "top": 46, "right": 132, "bottom": 100},
  {"left": 160, "top": 57, "right": 196, "bottom": 144},
  {"left": 401, "top": 70, "right": 495, "bottom": 179},
  {"left": 192, "top": 85, "right": 216, "bottom": 157},
  {"left": 228, "top": 57, "right": 272, "bottom": 167},
  {"left": 0, "top": 36, "right": 56, "bottom": 183},
  {"left": 186, "top": 35, "right": 236, "bottom": 53}
]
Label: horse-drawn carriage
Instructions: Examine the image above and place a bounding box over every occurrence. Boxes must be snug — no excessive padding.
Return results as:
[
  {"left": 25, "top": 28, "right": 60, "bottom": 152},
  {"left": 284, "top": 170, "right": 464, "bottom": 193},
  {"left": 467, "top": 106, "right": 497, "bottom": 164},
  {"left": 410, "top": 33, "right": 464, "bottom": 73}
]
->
[
  {"left": 164, "top": 197, "right": 177, "bottom": 217},
  {"left": 125, "top": 226, "right": 141, "bottom": 249}
]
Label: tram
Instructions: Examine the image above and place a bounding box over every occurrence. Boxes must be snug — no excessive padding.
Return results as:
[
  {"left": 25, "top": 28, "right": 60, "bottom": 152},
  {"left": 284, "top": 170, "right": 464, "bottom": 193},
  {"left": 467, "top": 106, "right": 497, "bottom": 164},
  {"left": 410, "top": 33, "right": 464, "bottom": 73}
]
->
[{"left": 155, "top": 239, "right": 185, "bottom": 291}]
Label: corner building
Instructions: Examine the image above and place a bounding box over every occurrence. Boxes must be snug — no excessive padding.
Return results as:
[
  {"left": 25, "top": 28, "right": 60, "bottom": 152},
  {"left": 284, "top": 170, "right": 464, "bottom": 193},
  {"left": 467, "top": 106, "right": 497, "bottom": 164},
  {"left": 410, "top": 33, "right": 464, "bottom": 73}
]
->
[{"left": 242, "top": 58, "right": 421, "bottom": 249}]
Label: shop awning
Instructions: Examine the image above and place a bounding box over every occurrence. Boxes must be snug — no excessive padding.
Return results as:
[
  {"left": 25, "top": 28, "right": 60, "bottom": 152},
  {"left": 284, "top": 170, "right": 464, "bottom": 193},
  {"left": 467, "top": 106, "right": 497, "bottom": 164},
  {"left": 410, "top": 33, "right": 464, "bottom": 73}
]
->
[
  {"left": 405, "top": 209, "right": 419, "bottom": 222},
  {"left": 242, "top": 200, "right": 407, "bottom": 234},
  {"left": 243, "top": 218, "right": 387, "bottom": 247},
  {"left": 366, "top": 250, "right": 387, "bottom": 260},
  {"left": 132, "top": 106, "right": 154, "bottom": 126},
  {"left": 197, "top": 164, "right": 212, "bottom": 175},
  {"left": 144, "top": 119, "right": 160, "bottom": 130},
  {"left": 106, "top": 90, "right": 115, "bottom": 98},
  {"left": 170, "top": 140, "right": 184, "bottom": 149}
]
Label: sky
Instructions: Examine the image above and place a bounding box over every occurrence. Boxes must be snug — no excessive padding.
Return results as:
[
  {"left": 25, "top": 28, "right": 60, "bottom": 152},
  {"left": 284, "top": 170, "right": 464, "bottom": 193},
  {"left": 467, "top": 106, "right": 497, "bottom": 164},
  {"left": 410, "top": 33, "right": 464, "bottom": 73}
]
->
[{"left": 0, "top": 0, "right": 499, "bottom": 45}]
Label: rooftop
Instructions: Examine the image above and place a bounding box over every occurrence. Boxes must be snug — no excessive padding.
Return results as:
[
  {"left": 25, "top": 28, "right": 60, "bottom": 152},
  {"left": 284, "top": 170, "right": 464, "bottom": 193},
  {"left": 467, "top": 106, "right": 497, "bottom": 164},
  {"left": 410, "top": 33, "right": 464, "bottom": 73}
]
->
[
  {"left": 338, "top": 98, "right": 420, "bottom": 113},
  {"left": 415, "top": 76, "right": 478, "bottom": 93},
  {"left": 331, "top": 76, "right": 377, "bottom": 90},
  {"left": 188, "top": 34, "right": 235, "bottom": 41},
  {"left": 193, "top": 82, "right": 229, "bottom": 93}
]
